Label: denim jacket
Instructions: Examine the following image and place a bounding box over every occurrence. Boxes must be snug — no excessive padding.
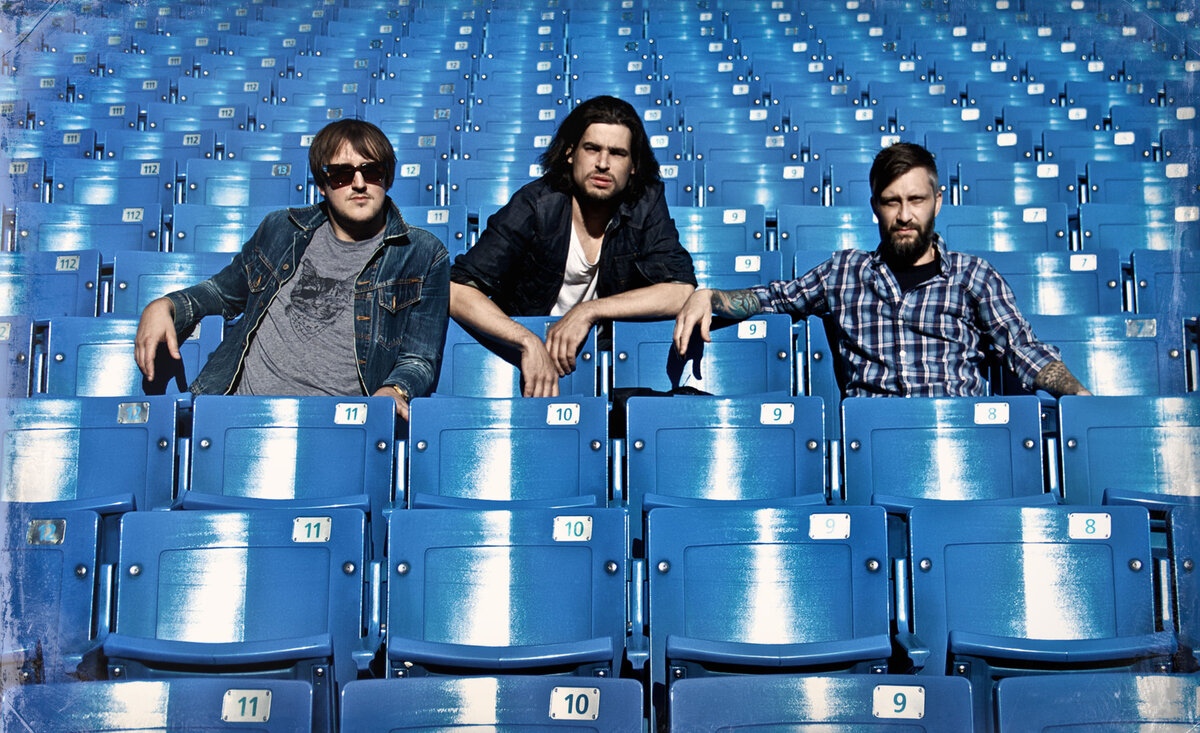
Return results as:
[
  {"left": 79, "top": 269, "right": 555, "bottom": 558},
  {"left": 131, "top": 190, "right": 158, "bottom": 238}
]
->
[
  {"left": 450, "top": 177, "right": 696, "bottom": 315},
  {"left": 166, "top": 199, "right": 450, "bottom": 398}
]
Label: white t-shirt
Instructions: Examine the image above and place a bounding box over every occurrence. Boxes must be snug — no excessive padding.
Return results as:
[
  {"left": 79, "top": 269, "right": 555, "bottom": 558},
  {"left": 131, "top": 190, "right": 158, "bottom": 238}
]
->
[{"left": 551, "top": 222, "right": 601, "bottom": 316}]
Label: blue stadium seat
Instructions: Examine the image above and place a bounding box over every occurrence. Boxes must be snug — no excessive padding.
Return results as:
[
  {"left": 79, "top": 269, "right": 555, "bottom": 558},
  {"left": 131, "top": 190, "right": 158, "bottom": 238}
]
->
[
  {"left": 961, "top": 249, "right": 1123, "bottom": 315},
  {"left": 340, "top": 677, "right": 643, "bottom": 732},
  {"left": 446, "top": 159, "right": 540, "bottom": 217},
  {"left": 387, "top": 147, "right": 440, "bottom": 206},
  {"left": 254, "top": 102, "right": 364, "bottom": 135},
  {"left": 842, "top": 396, "right": 1048, "bottom": 509},
  {"left": 407, "top": 396, "right": 607, "bottom": 508},
  {"left": 1080, "top": 203, "right": 1200, "bottom": 259},
  {"left": 1132, "top": 249, "right": 1199, "bottom": 318},
  {"left": 669, "top": 675, "right": 975, "bottom": 732},
  {"left": 14, "top": 202, "right": 163, "bottom": 262},
  {"left": 110, "top": 251, "right": 232, "bottom": 317},
  {"left": 1, "top": 395, "right": 178, "bottom": 512},
  {"left": 996, "top": 314, "right": 1188, "bottom": 396},
  {"left": 102, "top": 508, "right": 374, "bottom": 731},
  {"left": 176, "top": 73, "right": 274, "bottom": 107},
  {"left": 828, "top": 159, "right": 873, "bottom": 206},
  {"left": 907, "top": 504, "right": 1176, "bottom": 732},
  {"left": 2, "top": 129, "right": 97, "bottom": 161},
  {"left": 703, "top": 161, "right": 821, "bottom": 213},
  {"left": 145, "top": 101, "right": 251, "bottom": 133},
  {"left": 1, "top": 679, "right": 314, "bottom": 732},
  {"left": 776, "top": 205, "right": 875, "bottom": 262},
  {"left": 957, "top": 160, "right": 1078, "bottom": 207},
  {"left": 43, "top": 315, "right": 223, "bottom": 397},
  {"left": 218, "top": 130, "right": 312, "bottom": 163},
  {"left": 2, "top": 156, "right": 46, "bottom": 203},
  {"left": 169, "top": 204, "right": 280, "bottom": 254},
  {"left": 1058, "top": 395, "right": 1200, "bottom": 509},
  {"left": 657, "top": 160, "right": 698, "bottom": 206},
  {"left": 937, "top": 204, "right": 1070, "bottom": 251},
  {"left": 1168, "top": 506, "right": 1199, "bottom": 661},
  {"left": 613, "top": 316, "right": 793, "bottom": 395},
  {"left": 32, "top": 100, "right": 139, "bottom": 133},
  {"left": 399, "top": 204, "right": 467, "bottom": 248},
  {"left": 183, "top": 159, "right": 308, "bottom": 207},
  {"left": 385, "top": 507, "right": 628, "bottom": 676},
  {"left": 648, "top": 505, "right": 892, "bottom": 729},
  {"left": 995, "top": 673, "right": 1200, "bottom": 732},
  {"left": 690, "top": 251, "right": 785, "bottom": 291},
  {"left": 435, "top": 317, "right": 598, "bottom": 398},
  {"left": 101, "top": 129, "right": 216, "bottom": 163},
  {"left": 1042, "top": 128, "right": 1154, "bottom": 176},
  {"left": 0, "top": 317, "right": 33, "bottom": 398},
  {"left": 672, "top": 205, "right": 767, "bottom": 253},
  {"left": 0, "top": 250, "right": 100, "bottom": 319},
  {"left": 0, "top": 505, "right": 100, "bottom": 683},
  {"left": 1086, "top": 161, "right": 1199, "bottom": 206},
  {"left": 924, "top": 129, "right": 1036, "bottom": 175}
]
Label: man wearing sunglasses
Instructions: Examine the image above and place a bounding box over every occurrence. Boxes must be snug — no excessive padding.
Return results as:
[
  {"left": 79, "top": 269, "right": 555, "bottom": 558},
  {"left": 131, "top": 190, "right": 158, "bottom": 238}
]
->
[
  {"left": 135, "top": 119, "right": 450, "bottom": 418},
  {"left": 449, "top": 95, "right": 697, "bottom": 397}
]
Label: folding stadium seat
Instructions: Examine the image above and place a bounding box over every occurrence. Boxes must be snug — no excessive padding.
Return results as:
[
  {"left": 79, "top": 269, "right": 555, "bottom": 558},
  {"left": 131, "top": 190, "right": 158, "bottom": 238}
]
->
[
  {"left": 177, "top": 73, "right": 274, "bottom": 107},
  {"left": 672, "top": 205, "right": 767, "bottom": 253},
  {"left": 447, "top": 159, "right": 540, "bottom": 217},
  {"left": 776, "top": 205, "right": 875, "bottom": 261},
  {"left": 656, "top": 160, "right": 698, "bottom": 207},
  {"left": 407, "top": 396, "right": 608, "bottom": 508},
  {"left": 998, "top": 103, "right": 1101, "bottom": 134},
  {"left": 435, "top": 317, "right": 598, "bottom": 398},
  {"left": 1, "top": 679, "right": 314, "bottom": 732},
  {"left": 48, "top": 158, "right": 177, "bottom": 209},
  {"left": 168, "top": 204, "right": 280, "bottom": 254},
  {"left": 841, "top": 396, "right": 1048, "bottom": 508},
  {"left": 1057, "top": 395, "right": 1200, "bottom": 509},
  {"left": 42, "top": 315, "right": 222, "bottom": 397},
  {"left": 3, "top": 129, "right": 96, "bottom": 161},
  {"left": 1132, "top": 249, "right": 1199, "bottom": 319},
  {"left": 995, "top": 673, "right": 1200, "bottom": 732},
  {"left": 145, "top": 101, "right": 251, "bottom": 134},
  {"left": 1161, "top": 127, "right": 1197, "bottom": 163},
  {"left": 647, "top": 505, "right": 892, "bottom": 730},
  {"left": 768, "top": 78, "right": 864, "bottom": 112},
  {"left": 100, "top": 129, "right": 216, "bottom": 165},
  {"left": 31, "top": 101, "right": 139, "bottom": 133},
  {"left": 340, "top": 677, "right": 642, "bottom": 731},
  {"left": 1086, "top": 161, "right": 1198, "bottom": 206},
  {"left": 1080, "top": 203, "right": 1200, "bottom": 259},
  {"left": 1042, "top": 129, "right": 1154, "bottom": 177},
  {"left": 894, "top": 104, "right": 996, "bottom": 135},
  {"left": 294, "top": 48, "right": 385, "bottom": 84},
  {"left": 936, "top": 203, "right": 1069, "bottom": 251},
  {"left": 385, "top": 507, "right": 628, "bottom": 676},
  {"left": 217, "top": 130, "right": 310, "bottom": 163},
  {"left": 827, "top": 158, "right": 876, "bottom": 206},
  {"left": 70, "top": 76, "right": 171, "bottom": 110},
  {"left": 0, "top": 250, "right": 99, "bottom": 319},
  {"left": 668, "top": 675, "right": 975, "bottom": 732},
  {"left": 957, "top": 160, "right": 1078, "bottom": 207},
  {"left": 458, "top": 130, "right": 549, "bottom": 163},
  {"left": 996, "top": 314, "right": 1188, "bottom": 396},
  {"left": 14, "top": 202, "right": 162, "bottom": 262},
  {"left": 906, "top": 505, "right": 1177, "bottom": 733},
  {"left": 614, "top": 315, "right": 793, "bottom": 396},
  {"left": 101, "top": 508, "right": 374, "bottom": 731},
  {"left": 1, "top": 156, "right": 46, "bottom": 204},
  {"left": 924, "top": 130, "right": 1036, "bottom": 174},
  {"left": 0, "top": 505, "right": 100, "bottom": 684},
  {"left": 1168, "top": 506, "right": 1199, "bottom": 664},
  {"left": 689, "top": 251, "right": 785, "bottom": 291},
  {"left": 963, "top": 249, "right": 1123, "bottom": 315},
  {"left": 253, "top": 102, "right": 365, "bottom": 135},
  {"left": 964, "top": 80, "right": 1058, "bottom": 110},
  {"left": 703, "top": 161, "right": 821, "bottom": 214},
  {"left": 0, "top": 317, "right": 33, "bottom": 399},
  {"left": 182, "top": 159, "right": 307, "bottom": 207}
]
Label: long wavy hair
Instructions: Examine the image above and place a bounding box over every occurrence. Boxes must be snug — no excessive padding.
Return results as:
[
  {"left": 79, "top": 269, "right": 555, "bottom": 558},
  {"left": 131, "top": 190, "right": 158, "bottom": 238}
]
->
[{"left": 538, "top": 95, "right": 660, "bottom": 202}]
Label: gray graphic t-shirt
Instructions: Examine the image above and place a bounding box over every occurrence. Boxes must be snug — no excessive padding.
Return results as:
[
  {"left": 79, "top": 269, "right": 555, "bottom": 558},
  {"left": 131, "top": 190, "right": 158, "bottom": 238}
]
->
[{"left": 235, "top": 222, "right": 383, "bottom": 396}]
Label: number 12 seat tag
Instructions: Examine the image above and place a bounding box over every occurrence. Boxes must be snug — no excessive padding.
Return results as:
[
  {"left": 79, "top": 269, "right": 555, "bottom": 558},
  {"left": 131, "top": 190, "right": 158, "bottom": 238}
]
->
[
  {"left": 872, "top": 684, "right": 924, "bottom": 719},
  {"left": 552, "top": 516, "right": 592, "bottom": 542}
]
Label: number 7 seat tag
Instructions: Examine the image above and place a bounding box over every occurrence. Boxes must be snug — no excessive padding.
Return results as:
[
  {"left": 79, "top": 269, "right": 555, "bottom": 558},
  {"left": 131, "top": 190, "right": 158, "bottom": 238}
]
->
[{"left": 872, "top": 684, "right": 924, "bottom": 719}]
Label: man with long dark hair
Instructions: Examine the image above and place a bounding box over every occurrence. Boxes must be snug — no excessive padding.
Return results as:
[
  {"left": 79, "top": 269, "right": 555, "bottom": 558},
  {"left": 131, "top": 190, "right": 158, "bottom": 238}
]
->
[
  {"left": 674, "top": 142, "right": 1091, "bottom": 398},
  {"left": 450, "top": 95, "right": 696, "bottom": 397}
]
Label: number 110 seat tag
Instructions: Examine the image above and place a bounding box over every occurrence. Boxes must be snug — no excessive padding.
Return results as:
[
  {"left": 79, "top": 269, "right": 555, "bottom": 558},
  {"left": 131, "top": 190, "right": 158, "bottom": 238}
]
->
[{"left": 872, "top": 684, "right": 924, "bottom": 719}]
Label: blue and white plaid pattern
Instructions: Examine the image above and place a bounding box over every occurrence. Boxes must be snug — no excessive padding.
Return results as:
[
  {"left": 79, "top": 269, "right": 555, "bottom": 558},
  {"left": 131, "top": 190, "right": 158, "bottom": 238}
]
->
[{"left": 751, "top": 237, "right": 1060, "bottom": 397}]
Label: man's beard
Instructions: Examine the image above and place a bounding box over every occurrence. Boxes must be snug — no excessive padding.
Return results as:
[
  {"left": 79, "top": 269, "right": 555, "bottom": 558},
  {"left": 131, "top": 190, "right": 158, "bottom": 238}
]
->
[{"left": 880, "top": 219, "right": 936, "bottom": 266}]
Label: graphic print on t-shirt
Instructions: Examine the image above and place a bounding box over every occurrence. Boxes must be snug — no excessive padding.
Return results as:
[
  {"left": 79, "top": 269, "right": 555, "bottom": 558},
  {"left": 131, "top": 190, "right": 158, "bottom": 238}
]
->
[{"left": 285, "top": 258, "right": 350, "bottom": 338}]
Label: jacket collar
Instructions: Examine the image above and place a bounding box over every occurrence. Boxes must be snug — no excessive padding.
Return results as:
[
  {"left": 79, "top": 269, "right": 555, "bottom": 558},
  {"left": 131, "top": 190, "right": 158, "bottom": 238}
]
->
[{"left": 285, "top": 198, "right": 411, "bottom": 242}]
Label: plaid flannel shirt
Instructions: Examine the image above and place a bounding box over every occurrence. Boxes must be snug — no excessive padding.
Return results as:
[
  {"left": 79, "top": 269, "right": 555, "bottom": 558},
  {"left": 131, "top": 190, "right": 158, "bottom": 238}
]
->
[{"left": 750, "top": 237, "right": 1060, "bottom": 397}]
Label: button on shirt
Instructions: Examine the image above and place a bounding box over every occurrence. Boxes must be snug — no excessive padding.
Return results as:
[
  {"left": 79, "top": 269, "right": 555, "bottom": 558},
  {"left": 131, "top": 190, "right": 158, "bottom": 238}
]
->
[{"left": 749, "top": 238, "right": 1060, "bottom": 397}]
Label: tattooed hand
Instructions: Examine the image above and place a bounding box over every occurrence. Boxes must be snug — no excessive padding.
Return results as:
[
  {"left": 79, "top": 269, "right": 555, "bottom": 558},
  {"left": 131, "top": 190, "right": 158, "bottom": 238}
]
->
[
  {"left": 1033, "top": 360, "right": 1092, "bottom": 396},
  {"left": 673, "top": 288, "right": 762, "bottom": 356}
]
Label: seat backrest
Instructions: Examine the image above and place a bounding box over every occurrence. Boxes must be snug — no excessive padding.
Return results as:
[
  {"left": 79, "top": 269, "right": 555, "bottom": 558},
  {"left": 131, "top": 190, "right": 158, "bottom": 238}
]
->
[
  {"left": 0, "top": 250, "right": 100, "bottom": 319},
  {"left": 0, "top": 317, "right": 33, "bottom": 398},
  {"left": 340, "top": 677, "right": 643, "bottom": 732},
  {"left": 183, "top": 159, "right": 308, "bottom": 207},
  {"left": 1168, "top": 506, "right": 1199, "bottom": 653},
  {"left": 1086, "top": 161, "right": 1198, "bottom": 206},
  {"left": 689, "top": 250, "right": 785, "bottom": 291},
  {"left": 1079, "top": 203, "right": 1200, "bottom": 258},
  {"left": 842, "top": 396, "right": 1045, "bottom": 507},
  {"left": 446, "top": 158, "right": 540, "bottom": 216},
  {"left": 958, "top": 249, "right": 1123, "bottom": 315},
  {"left": 671, "top": 205, "right": 768, "bottom": 253},
  {"left": 110, "top": 251, "right": 232, "bottom": 316},
  {"left": 1, "top": 679, "right": 314, "bottom": 732},
  {"left": 1132, "top": 248, "right": 1199, "bottom": 318},
  {"left": 1058, "top": 395, "right": 1200, "bottom": 509},
  {"left": 400, "top": 205, "right": 468, "bottom": 249},
  {"left": 936, "top": 203, "right": 1070, "bottom": 251},
  {"left": 408, "top": 395, "right": 607, "bottom": 507},
  {"left": 14, "top": 202, "right": 163, "bottom": 262},
  {"left": 613, "top": 316, "right": 793, "bottom": 396},
  {"left": 957, "top": 160, "right": 1078, "bottom": 207},
  {"left": 49, "top": 159, "right": 177, "bottom": 208},
  {"left": 995, "top": 673, "right": 1200, "bottom": 732},
  {"left": 434, "top": 317, "right": 598, "bottom": 398},
  {"left": 702, "top": 161, "right": 821, "bottom": 213},
  {"left": 385, "top": 507, "right": 628, "bottom": 675},
  {"left": 0, "top": 506, "right": 100, "bottom": 682},
  {"left": 776, "top": 205, "right": 875, "bottom": 262},
  {"left": 169, "top": 203, "right": 280, "bottom": 253},
  {"left": 44, "top": 315, "right": 223, "bottom": 397}
]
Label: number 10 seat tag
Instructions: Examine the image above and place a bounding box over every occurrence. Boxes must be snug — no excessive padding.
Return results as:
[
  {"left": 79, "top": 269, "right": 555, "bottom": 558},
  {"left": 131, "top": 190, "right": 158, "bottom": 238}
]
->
[
  {"left": 872, "top": 684, "right": 924, "bottom": 719},
  {"left": 552, "top": 516, "right": 592, "bottom": 542},
  {"left": 549, "top": 686, "right": 599, "bottom": 720},
  {"left": 547, "top": 403, "right": 580, "bottom": 425}
]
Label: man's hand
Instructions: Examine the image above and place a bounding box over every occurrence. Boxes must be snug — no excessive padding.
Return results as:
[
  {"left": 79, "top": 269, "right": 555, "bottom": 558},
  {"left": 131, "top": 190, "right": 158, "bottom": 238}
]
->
[
  {"left": 1034, "top": 360, "right": 1092, "bottom": 396},
  {"left": 134, "top": 297, "right": 180, "bottom": 382},
  {"left": 519, "top": 335, "right": 560, "bottom": 397},
  {"left": 544, "top": 301, "right": 596, "bottom": 376},
  {"left": 673, "top": 289, "right": 715, "bottom": 356},
  {"left": 372, "top": 386, "right": 410, "bottom": 420}
]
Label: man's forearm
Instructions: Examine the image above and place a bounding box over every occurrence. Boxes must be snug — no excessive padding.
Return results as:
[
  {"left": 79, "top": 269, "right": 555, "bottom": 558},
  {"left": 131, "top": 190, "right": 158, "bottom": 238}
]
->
[
  {"left": 584, "top": 281, "right": 695, "bottom": 321},
  {"left": 449, "top": 281, "right": 542, "bottom": 351},
  {"left": 1033, "top": 360, "right": 1089, "bottom": 396},
  {"left": 710, "top": 288, "right": 763, "bottom": 319}
]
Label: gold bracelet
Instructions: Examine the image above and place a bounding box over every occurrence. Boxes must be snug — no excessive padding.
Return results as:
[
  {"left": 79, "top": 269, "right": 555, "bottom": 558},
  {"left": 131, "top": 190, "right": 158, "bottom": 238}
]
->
[{"left": 387, "top": 384, "right": 409, "bottom": 402}]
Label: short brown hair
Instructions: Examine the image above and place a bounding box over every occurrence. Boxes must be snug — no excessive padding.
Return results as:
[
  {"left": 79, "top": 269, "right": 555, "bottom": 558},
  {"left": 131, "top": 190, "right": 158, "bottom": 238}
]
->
[
  {"left": 309, "top": 118, "right": 396, "bottom": 190},
  {"left": 869, "top": 142, "right": 939, "bottom": 201}
]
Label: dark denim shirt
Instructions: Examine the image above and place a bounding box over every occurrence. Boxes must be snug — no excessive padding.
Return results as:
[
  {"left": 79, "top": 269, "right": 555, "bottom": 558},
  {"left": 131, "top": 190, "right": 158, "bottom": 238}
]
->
[
  {"left": 450, "top": 177, "right": 697, "bottom": 315},
  {"left": 166, "top": 199, "right": 450, "bottom": 398}
]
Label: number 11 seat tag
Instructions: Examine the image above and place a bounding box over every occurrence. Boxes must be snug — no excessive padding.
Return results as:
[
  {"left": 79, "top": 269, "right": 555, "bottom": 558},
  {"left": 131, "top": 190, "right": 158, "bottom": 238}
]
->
[
  {"left": 292, "top": 517, "right": 332, "bottom": 543},
  {"left": 552, "top": 516, "right": 592, "bottom": 542},
  {"left": 548, "top": 686, "right": 599, "bottom": 720},
  {"left": 334, "top": 403, "right": 368, "bottom": 425},
  {"left": 221, "top": 689, "right": 272, "bottom": 723},
  {"left": 872, "top": 684, "right": 924, "bottom": 719}
]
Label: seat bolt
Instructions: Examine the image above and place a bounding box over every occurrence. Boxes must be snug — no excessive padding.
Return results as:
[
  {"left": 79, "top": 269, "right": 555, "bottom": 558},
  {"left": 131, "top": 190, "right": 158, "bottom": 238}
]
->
[{"left": 657, "top": 561, "right": 670, "bottom": 573}]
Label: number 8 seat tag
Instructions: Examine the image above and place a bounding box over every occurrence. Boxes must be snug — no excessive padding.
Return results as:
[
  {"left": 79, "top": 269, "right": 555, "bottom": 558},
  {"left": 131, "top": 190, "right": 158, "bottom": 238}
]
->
[
  {"left": 552, "top": 516, "right": 592, "bottom": 542},
  {"left": 872, "top": 684, "right": 924, "bottom": 719},
  {"left": 549, "top": 686, "right": 599, "bottom": 720},
  {"left": 1068, "top": 513, "right": 1111, "bottom": 540}
]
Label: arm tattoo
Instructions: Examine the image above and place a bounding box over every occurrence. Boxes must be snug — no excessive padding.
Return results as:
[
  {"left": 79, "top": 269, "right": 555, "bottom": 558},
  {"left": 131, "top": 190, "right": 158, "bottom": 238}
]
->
[
  {"left": 1033, "top": 360, "right": 1088, "bottom": 396},
  {"left": 710, "top": 289, "right": 763, "bottom": 319}
]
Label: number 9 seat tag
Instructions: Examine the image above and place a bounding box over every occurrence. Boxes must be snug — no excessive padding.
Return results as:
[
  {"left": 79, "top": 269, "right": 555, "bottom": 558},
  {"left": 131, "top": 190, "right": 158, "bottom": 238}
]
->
[
  {"left": 872, "top": 684, "right": 924, "bottom": 719},
  {"left": 553, "top": 516, "right": 592, "bottom": 542},
  {"left": 809, "top": 513, "right": 850, "bottom": 540}
]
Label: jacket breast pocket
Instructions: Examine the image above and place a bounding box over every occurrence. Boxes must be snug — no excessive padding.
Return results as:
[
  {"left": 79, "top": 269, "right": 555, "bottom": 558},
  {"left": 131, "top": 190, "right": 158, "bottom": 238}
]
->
[
  {"left": 245, "top": 249, "right": 278, "bottom": 293},
  {"left": 373, "top": 277, "right": 423, "bottom": 348}
]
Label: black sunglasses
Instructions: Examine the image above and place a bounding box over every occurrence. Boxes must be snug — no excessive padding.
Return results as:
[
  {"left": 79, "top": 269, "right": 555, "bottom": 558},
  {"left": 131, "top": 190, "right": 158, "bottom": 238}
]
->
[{"left": 321, "top": 162, "right": 386, "bottom": 189}]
